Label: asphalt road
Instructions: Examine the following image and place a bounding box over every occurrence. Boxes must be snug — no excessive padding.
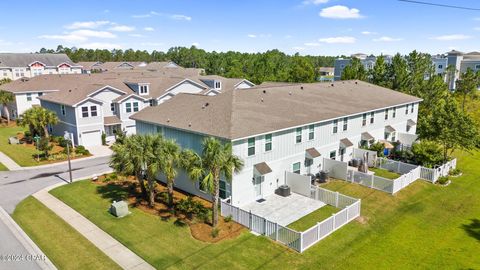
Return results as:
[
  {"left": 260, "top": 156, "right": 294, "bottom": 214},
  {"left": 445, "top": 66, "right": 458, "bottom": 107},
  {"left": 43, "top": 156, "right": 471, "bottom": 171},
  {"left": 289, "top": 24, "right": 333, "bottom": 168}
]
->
[{"left": 0, "top": 156, "right": 112, "bottom": 214}]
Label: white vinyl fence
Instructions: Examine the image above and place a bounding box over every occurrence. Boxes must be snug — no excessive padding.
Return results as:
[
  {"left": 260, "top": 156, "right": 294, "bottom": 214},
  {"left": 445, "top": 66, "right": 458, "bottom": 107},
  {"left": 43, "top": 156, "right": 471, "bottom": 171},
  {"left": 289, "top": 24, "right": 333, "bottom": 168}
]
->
[
  {"left": 220, "top": 186, "right": 361, "bottom": 253},
  {"left": 419, "top": 158, "right": 457, "bottom": 183}
]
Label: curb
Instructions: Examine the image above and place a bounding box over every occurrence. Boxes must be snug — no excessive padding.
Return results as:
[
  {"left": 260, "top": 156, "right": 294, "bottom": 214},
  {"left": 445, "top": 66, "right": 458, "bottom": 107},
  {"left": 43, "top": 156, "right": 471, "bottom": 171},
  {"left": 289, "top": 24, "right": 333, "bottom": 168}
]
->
[
  {"left": 11, "top": 154, "right": 111, "bottom": 171},
  {"left": 0, "top": 206, "right": 57, "bottom": 270}
]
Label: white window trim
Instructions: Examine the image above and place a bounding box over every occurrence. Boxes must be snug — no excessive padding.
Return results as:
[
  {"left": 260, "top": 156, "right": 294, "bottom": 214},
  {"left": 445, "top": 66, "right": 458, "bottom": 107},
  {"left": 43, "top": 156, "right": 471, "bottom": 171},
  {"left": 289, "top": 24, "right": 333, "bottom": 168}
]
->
[{"left": 264, "top": 134, "right": 272, "bottom": 152}]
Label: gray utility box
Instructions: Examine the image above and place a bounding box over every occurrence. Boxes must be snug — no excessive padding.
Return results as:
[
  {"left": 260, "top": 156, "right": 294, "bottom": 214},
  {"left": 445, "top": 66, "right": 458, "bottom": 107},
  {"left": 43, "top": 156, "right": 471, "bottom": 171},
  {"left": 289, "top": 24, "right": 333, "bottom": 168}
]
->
[{"left": 110, "top": 201, "right": 129, "bottom": 218}]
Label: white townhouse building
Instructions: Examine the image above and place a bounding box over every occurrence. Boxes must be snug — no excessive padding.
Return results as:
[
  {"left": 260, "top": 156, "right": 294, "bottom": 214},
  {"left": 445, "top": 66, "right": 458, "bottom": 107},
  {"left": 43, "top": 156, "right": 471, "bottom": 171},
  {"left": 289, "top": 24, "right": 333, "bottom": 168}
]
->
[
  {"left": 0, "top": 53, "right": 82, "bottom": 81},
  {"left": 131, "top": 80, "right": 421, "bottom": 207},
  {"left": 1, "top": 71, "right": 254, "bottom": 147}
]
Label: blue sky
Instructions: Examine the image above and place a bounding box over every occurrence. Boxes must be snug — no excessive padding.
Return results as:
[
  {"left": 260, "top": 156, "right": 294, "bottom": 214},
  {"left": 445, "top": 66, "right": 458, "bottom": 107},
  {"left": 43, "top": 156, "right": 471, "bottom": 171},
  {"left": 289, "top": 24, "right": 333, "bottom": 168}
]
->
[{"left": 2, "top": 0, "right": 480, "bottom": 55}]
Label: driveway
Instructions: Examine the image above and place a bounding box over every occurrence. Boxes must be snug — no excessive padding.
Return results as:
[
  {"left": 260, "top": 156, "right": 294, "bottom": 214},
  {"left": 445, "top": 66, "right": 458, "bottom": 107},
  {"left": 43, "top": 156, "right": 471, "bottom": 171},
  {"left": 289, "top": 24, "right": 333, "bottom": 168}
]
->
[{"left": 85, "top": 145, "right": 113, "bottom": 157}]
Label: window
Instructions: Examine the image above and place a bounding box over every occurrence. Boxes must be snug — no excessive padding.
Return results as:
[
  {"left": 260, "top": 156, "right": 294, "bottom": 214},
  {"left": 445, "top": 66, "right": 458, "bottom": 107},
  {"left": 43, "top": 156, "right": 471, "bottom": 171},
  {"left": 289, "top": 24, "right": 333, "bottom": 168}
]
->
[
  {"left": 343, "top": 117, "right": 348, "bottom": 131},
  {"left": 198, "top": 180, "right": 208, "bottom": 192},
  {"left": 405, "top": 104, "right": 409, "bottom": 114},
  {"left": 411, "top": 103, "right": 414, "bottom": 113},
  {"left": 265, "top": 134, "right": 272, "bottom": 151},
  {"left": 296, "top": 127, "right": 302, "bottom": 143},
  {"left": 476, "top": 64, "right": 480, "bottom": 70},
  {"left": 38, "top": 92, "right": 43, "bottom": 96},
  {"left": 110, "top": 103, "right": 115, "bottom": 112},
  {"left": 90, "top": 106, "right": 97, "bottom": 117},
  {"left": 26, "top": 93, "right": 32, "bottom": 101},
  {"left": 329, "top": 150, "right": 336, "bottom": 160},
  {"left": 2, "top": 71, "right": 6, "bottom": 77},
  {"left": 333, "top": 120, "right": 338, "bottom": 134},
  {"left": 438, "top": 64, "right": 443, "bottom": 69},
  {"left": 392, "top": 133, "right": 396, "bottom": 142},
  {"left": 384, "top": 109, "right": 389, "bottom": 120},
  {"left": 406, "top": 123, "right": 411, "bottom": 132},
  {"left": 384, "top": 132, "right": 389, "bottom": 140},
  {"left": 248, "top": 137, "right": 255, "bottom": 156},
  {"left": 14, "top": 69, "right": 19, "bottom": 77},
  {"left": 61, "top": 105, "right": 65, "bottom": 116},
  {"left": 125, "top": 103, "right": 132, "bottom": 113},
  {"left": 149, "top": 99, "right": 154, "bottom": 106},
  {"left": 219, "top": 180, "right": 229, "bottom": 199},
  {"left": 139, "top": 85, "right": 148, "bottom": 94},
  {"left": 292, "top": 162, "right": 301, "bottom": 174},
  {"left": 362, "top": 113, "right": 367, "bottom": 126},
  {"left": 81, "top": 106, "right": 89, "bottom": 117},
  {"left": 215, "top": 81, "right": 221, "bottom": 89},
  {"left": 308, "top": 125, "right": 314, "bottom": 140},
  {"left": 392, "top": 107, "right": 396, "bottom": 118},
  {"left": 370, "top": 112, "right": 375, "bottom": 124},
  {"left": 133, "top": 102, "right": 139, "bottom": 112}
]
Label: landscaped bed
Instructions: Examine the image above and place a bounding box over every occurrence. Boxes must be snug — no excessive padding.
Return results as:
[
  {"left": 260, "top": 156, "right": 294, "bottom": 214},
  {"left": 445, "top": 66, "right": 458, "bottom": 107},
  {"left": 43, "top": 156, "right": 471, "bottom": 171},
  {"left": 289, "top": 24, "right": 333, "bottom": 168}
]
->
[
  {"left": 12, "top": 197, "right": 121, "bottom": 270},
  {"left": 369, "top": 167, "right": 400, "bottom": 180},
  {"left": 0, "top": 123, "right": 90, "bottom": 166},
  {"left": 14, "top": 151, "right": 480, "bottom": 269},
  {"left": 287, "top": 205, "right": 339, "bottom": 231}
]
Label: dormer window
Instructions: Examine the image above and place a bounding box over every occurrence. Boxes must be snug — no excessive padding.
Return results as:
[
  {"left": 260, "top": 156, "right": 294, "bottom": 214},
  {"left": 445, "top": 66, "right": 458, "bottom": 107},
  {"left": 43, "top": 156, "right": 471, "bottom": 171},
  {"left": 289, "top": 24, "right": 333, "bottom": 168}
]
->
[
  {"left": 139, "top": 84, "right": 149, "bottom": 95},
  {"left": 214, "top": 81, "right": 221, "bottom": 89}
]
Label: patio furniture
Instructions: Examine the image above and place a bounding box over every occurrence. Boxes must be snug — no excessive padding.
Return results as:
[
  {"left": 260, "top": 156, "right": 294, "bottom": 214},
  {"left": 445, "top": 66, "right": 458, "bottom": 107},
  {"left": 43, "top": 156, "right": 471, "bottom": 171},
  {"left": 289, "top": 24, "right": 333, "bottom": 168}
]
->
[
  {"left": 275, "top": 185, "right": 291, "bottom": 197},
  {"left": 318, "top": 170, "right": 329, "bottom": 183}
]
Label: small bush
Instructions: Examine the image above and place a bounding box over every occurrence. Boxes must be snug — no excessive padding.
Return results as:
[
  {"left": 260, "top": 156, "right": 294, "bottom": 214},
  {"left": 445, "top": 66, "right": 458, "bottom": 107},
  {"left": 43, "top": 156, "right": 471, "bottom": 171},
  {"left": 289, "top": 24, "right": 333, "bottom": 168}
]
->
[
  {"left": 176, "top": 196, "right": 208, "bottom": 221},
  {"left": 437, "top": 176, "right": 449, "bottom": 185},
  {"left": 211, "top": 227, "right": 220, "bottom": 238},
  {"left": 449, "top": 168, "right": 461, "bottom": 176},
  {"left": 369, "top": 141, "right": 385, "bottom": 157},
  {"left": 174, "top": 218, "right": 187, "bottom": 227},
  {"left": 75, "top": 145, "right": 90, "bottom": 156},
  {"left": 57, "top": 136, "right": 72, "bottom": 148},
  {"left": 411, "top": 141, "right": 444, "bottom": 168},
  {"left": 101, "top": 132, "right": 107, "bottom": 145},
  {"left": 224, "top": 215, "right": 232, "bottom": 223}
]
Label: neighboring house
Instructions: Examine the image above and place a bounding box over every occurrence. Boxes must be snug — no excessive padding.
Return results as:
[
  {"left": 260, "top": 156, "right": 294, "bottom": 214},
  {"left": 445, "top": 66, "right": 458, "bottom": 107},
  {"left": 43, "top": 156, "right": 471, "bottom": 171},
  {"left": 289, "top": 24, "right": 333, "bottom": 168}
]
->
[
  {"left": 79, "top": 61, "right": 147, "bottom": 73},
  {"left": 334, "top": 53, "right": 391, "bottom": 81},
  {"left": 318, "top": 67, "right": 334, "bottom": 82},
  {"left": 1, "top": 71, "right": 254, "bottom": 146},
  {"left": 132, "top": 80, "right": 421, "bottom": 206},
  {"left": 445, "top": 50, "right": 480, "bottom": 90},
  {"left": 0, "top": 53, "right": 82, "bottom": 81}
]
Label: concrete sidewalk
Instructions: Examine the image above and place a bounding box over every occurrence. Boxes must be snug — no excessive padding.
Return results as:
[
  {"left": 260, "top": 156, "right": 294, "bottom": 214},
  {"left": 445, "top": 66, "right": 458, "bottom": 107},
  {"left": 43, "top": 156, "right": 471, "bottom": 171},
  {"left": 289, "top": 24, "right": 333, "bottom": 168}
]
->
[
  {"left": 0, "top": 151, "right": 21, "bottom": 170},
  {"left": 33, "top": 184, "right": 155, "bottom": 270},
  {"left": 0, "top": 206, "right": 56, "bottom": 270}
]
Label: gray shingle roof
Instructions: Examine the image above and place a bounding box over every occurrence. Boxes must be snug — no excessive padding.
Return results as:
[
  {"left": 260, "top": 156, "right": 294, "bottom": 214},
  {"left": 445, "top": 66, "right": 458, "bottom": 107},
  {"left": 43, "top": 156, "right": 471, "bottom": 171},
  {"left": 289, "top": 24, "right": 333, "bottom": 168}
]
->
[{"left": 0, "top": 53, "right": 78, "bottom": 68}]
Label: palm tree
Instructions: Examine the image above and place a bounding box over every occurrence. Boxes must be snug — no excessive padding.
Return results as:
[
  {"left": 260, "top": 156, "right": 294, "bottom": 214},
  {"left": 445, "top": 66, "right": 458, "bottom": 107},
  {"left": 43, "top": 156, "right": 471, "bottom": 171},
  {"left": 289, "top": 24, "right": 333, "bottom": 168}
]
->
[
  {"left": 19, "top": 107, "right": 58, "bottom": 138},
  {"left": 144, "top": 134, "right": 164, "bottom": 207},
  {"left": 110, "top": 135, "right": 149, "bottom": 200},
  {"left": 182, "top": 137, "right": 244, "bottom": 227},
  {"left": 150, "top": 139, "right": 182, "bottom": 209},
  {"left": 0, "top": 90, "right": 14, "bottom": 124}
]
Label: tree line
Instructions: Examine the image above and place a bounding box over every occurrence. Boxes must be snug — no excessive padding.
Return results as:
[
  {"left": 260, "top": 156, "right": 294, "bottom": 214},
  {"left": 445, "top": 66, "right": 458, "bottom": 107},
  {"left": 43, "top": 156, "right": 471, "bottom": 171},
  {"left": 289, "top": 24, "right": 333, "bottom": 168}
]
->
[
  {"left": 39, "top": 45, "right": 337, "bottom": 84},
  {"left": 341, "top": 51, "right": 479, "bottom": 161}
]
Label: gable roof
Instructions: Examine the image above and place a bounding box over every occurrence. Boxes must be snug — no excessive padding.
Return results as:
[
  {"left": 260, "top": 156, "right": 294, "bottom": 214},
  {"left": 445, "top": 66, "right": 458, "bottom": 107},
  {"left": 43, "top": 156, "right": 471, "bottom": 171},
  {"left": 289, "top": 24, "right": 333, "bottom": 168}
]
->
[
  {"left": 131, "top": 80, "right": 422, "bottom": 140},
  {"left": 0, "top": 53, "right": 79, "bottom": 68}
]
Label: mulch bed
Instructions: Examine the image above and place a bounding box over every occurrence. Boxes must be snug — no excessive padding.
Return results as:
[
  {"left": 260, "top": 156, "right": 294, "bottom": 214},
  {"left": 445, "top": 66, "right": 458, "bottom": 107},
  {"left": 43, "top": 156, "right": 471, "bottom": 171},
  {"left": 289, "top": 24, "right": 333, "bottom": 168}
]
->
[{"left": 93, "top": 175, "right": 246, "bottom": 243}]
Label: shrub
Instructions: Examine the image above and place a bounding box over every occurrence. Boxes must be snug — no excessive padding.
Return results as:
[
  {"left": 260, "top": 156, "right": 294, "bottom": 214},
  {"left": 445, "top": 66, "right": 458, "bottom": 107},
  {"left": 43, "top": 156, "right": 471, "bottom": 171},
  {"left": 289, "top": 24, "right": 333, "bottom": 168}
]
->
[
  {"left": 176, "top": 196, "right": 208, "bottom": 220},
  {"left": 224, "top": 215, "right": 232, "bottom": 223},
  {"left": 411, "top": 141, "right": 443, "bottom": 168},
  {"left": 101, "top": 132, "right": 107, "bottom": 145},
  {"left": 369, "top": 141, "right": 385, "bottom": 157},
  {"left": 57, "top": 136, "right": 73, "bottom": 148},
  {"left": 75, "top": 145, "right": 90, "bottom": 156},
  {"left": 211, "top": 227, "right": 220, "bottom": 238},
  {"left": 449, "top": 168, "right": 461, "bottom": 176},
  {"left": 437, "top": 176, "right": 449, "bottom": 185},
  {"left": 37, "top": 137, "right": 53, "bottom": 158},
  {"left": 174, "top": 218, "right": 187, "bottom": 227},
  {"left": 23, "top": 130, "right": 32, "bottom": 142}
]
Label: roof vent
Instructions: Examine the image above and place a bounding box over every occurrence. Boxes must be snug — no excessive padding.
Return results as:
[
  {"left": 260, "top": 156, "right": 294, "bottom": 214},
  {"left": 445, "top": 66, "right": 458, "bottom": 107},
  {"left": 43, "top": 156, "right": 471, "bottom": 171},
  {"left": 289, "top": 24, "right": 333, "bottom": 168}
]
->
[
  {"left": 69, "top": 89, "right": 72, "bottom": 92},
  {"left": 167, "top": 118, "right": 170, "bottom": 122},
  {"left": 262, "top": 90, "right": 266, "bottom": 94},
  {"left": 355, "top": 81, "right": 358, "bottom": 84},
  {"left": 300, "top": 86, "right": 304, "bottom": 90},
  {"left": 289, "top": 91, "right": 292, "bottom": 95},
  {"left": 188, "top": 122, "right": 192, "bottom": 127},
  {"left": 331, "top": 83, "right": 334, "bottom": 87},
  {"left": 261, "top": 98, "right": 264, "bottom": 102},
  {"left": 205, "top": 102, "right": 209, "bottom": 107}
]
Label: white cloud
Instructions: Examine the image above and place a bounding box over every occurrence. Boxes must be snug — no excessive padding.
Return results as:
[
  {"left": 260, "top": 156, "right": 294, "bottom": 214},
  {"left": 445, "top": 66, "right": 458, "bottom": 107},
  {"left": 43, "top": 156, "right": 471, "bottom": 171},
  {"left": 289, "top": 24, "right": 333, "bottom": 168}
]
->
[
  {"left": 108, "top": 25, "right": 135, "bottom": 32},
  {"left": 361, "top": 31, "right": 377, "bottom": 35},
  {"left": 247, "top": 33, "right": 271, "bottom": 38},
  {"left": 431, "top": 34, "right": 471, "bottom": 41},
  {"left": 302, "top": 0, "right": 329, "bottom": 5},
  {"left": 80, "top": 42, "right": 122, "bottom": 49},
  {"left": 373, "top": 36, "right": 403, "bottom": 42},
  {"left": 144, "top": 27, "right": 155, "bottom": 32},
  {"left": 284, "top": 34, "right": 293, "bottom": 39},
  {"left": 247, "top": 34, "right": 257, "bottom": 38},
  {"left": 192, "top": 42, "right": 200, "bottom": 47},
  {"left": 129, "top": 33, "right": 145, "bottom": 38},
  {"left": 319, "top": 5, "right": 363, "bottom": 19},
  {"left": 132, "top": 11, "right": 158, "bottom": 18},
  {"left": 140, "top": 42, "right": 163, "bottom": 46},
  {"left": 170, "top": 14, "right": 192, "bottom": 21},
  {"left": 292, "top": 46, "right": 305, "bottom": 51},
  {"left": 304, "top": 42, "right": 321, "bottom": 47},
  {"left": 65, "top": 21, "right": 110, "bottom": 29},
  {"left": 38, "top": 29, "right": 116, "bottom": 43},
  {"left": 318, "top": 36, "right": 356, "bottom": 44}
]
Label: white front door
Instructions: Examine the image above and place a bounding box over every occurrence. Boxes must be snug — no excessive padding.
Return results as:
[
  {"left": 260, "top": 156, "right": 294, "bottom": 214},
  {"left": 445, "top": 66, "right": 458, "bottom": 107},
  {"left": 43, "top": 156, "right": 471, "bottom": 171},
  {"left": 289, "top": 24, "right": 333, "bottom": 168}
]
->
[{"left": 254, "top": 175, "right": 263, "bottom": 200}]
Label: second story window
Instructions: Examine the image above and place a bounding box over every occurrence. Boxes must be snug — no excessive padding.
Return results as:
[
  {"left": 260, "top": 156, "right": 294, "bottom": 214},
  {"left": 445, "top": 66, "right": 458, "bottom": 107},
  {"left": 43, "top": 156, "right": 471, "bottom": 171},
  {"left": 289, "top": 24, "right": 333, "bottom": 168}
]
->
[
  {"left": 333, "top": 120, "right": 338, "bottom": 134},
  {"left": 308, "top": 125, "right": 315, "bottom": 140},
  {"left": 139, "top": 85, "right": 148, "bottom": 94},
  {"left": 38, "top": 92, "right": 43, "bottom": 96},
  {"left": 61, "top": 105, "right": 66, "bottom": 116},
  {"left": 362, "top": 113, "right": 367, "bottom": 126},
  {"left": 110, "top": 103, "right": 115, "bottom": 112},
  {"left": 296, "top": 127, "right": 302, "bottom": 143},
  {"left": 26, "top": 93, "right": 32, "bottom": 101},
  {"left": 370, "top": 112, "right": 375, "bottom": 124},
  {"left": 90, "top": 106, "right": 98, "bottom": 117},
  {"left": 343, "top": 117, "right": 348, "bottom": 131},
  {"left": 248, "top": 137, "right": 255, "bottom": 156},
  {"left": 81, "top": 106, "right": 89, "bottom": 118},
  {"left": 265, "top": 134, "right": 272, "bottom": 151},
  {"left": 126, "top": 103, "right": 132, "bottom": 113},
  {"left": 133, "top": 102, "right": 139, "bottom": 112},
  {"left": 405, "top": 104, "right": 409, "bottom": 115},
  {"left": 392, "top": 107, "right": 396, "bottom": 118},
  {"left": 385, "top": 109, "right": 389, "bottom": 120},
  {"left": 411, "top": 103, "right": 414, "bottom": 113}
]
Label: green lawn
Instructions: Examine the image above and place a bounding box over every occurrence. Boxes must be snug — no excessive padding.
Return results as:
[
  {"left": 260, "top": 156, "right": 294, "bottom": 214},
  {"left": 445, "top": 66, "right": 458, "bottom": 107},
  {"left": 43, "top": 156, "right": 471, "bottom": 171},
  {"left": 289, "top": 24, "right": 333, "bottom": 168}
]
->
[
  {"left": 23, "top": 150, "right": 480, "bottom": 269},
  {"left": 288, "top": 205, "right": 339, "bottom": 231},
  {"left": 12, "top": 197, "right": 121, "bottom": 270},
  {"left": 0, "top": 162, "right": 8, "bottom": 171},
  {"left": 0, "top": 125, "right": 42, "bottom": 166},
  {"left": 369, "top": 167, "right": 401, "bottom": 179}
]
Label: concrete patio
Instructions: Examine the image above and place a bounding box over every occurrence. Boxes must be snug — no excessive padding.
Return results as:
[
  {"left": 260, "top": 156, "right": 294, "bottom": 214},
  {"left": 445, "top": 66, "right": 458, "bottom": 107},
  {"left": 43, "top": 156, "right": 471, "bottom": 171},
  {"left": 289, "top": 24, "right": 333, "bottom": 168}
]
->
[{"left": 240, "top": 192, "right": 325, "bottom": 226}]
